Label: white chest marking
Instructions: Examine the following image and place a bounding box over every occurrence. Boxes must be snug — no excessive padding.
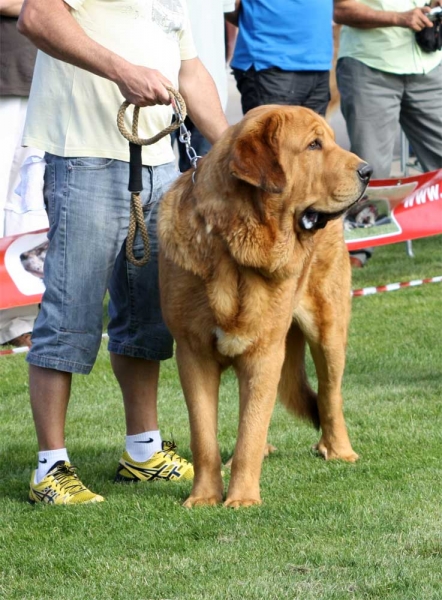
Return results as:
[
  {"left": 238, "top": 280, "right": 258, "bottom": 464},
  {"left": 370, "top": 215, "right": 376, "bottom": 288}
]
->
[{"left": 214, "top": 327, "right": 253, "bottom": 357}]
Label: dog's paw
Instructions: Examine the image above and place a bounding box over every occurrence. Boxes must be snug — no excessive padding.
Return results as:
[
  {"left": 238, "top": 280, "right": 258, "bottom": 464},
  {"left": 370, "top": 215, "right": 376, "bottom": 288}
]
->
[
  {"left": 263, "top": 443, "right": 278, "bottom": 458},
  {"left": 183, "top": 495, "right": 222, "bottom": 508},
  {"left": 312, "top": 441, "right": 359, "bottom": 462},
  {"left": 224, "top": 497, "right": 262, "bottom": 508}
]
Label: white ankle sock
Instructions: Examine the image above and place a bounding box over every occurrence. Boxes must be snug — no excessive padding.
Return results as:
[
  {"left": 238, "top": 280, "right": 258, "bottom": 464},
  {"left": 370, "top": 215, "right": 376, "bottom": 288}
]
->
[
  {"left": 35, "top": 448, "right": 70, "bottom": 483},
  {"left": 126, "top": 430, "right": 162, "bottom": 462}
]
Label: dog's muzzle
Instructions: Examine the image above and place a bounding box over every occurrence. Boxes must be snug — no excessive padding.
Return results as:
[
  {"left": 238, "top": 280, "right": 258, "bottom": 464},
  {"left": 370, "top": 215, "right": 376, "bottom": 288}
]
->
[{"left": 300, "top": 163, "right": 373, "bottom": 232}]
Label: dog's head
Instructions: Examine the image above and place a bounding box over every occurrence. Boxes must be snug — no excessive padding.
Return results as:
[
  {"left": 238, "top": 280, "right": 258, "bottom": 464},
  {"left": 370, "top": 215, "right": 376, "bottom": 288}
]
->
[
  {"left": 228, "top": 105, "right": 372, "bottom": 232},
  {"left": 159, "top": 105, "right": 372, "bottom": 281}
]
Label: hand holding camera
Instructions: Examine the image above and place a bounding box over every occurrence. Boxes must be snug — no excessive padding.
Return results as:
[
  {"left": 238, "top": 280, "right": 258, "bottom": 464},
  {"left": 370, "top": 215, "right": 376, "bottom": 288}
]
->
[{"left": 415, "top": 6, "right": 442, "bottom": 52}]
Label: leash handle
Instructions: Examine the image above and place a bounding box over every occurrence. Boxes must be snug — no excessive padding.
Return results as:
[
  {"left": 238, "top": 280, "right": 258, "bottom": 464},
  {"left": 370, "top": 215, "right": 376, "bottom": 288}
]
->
[
  {"left": 117, "top": 87, "right": 187, "bottom": 146},
  {"left": 117, "top": 87, "right": 187, "bottom": 194},
  {"left": 129, "top": 142, "right": 143, "bottom": 193},
  {"left": 116, "top": 87, "right": 187, "bottom": 266}
]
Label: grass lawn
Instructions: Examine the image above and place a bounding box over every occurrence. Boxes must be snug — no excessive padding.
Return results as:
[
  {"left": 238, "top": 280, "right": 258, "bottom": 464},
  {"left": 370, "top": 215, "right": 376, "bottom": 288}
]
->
[{"left": 1, "top": 235, "right": 441, "bottom": 600}]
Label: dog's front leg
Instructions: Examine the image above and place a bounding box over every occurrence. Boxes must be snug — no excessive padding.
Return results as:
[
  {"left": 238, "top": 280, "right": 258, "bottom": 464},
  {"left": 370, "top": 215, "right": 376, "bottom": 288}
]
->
[
  {"left": 175, "top": 342, "right": 224, "bottom": 507},
  {"left": 225, "top": 346, "right": 285, "bottom": 508}
]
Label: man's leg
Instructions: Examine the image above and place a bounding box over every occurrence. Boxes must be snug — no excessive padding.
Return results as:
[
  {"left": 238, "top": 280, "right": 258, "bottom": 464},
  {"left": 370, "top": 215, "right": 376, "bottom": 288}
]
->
[
  {"left": 27, "top": 155, "right": 131, "bottom": 503},
  {"left": 110, "top": 355, "right": 159, "bottom": 434},
  {"left": 29, "top": 366, "right": 71, "bottom": 450},
  {"left": 232, "top": 67, "right": 261, "bottom": 114},
  {"left": 337, "top": 57, "right": 403, "bottom": 178},
  {"left": 337, "top": 58, "right": 404, "bottom": 267},
  {"left": 400, "top": 62, "right": 442, "bottom": 173},
  {"left": 109, "top": 162, "right": 193, "bottom": 483},
  {"left": 302, "top": 71, "right": 331, "bottom": 117},
  {"left": 28, "top": 365, "right": 104, "bottom": 504},
  {"left": 234, "top": 67, "right": 330, "bottom": 117}
]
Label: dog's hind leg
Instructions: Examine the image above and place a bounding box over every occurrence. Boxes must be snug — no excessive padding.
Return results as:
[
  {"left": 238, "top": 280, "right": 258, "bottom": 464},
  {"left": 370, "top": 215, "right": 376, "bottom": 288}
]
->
[
  {"left": 225, "top": 345, "right": 286, "bottom": 508},
  {"left": 278, "top": 323, "right": 319, "bottom": 428},
  {"left": 175, "top": 342, "right": 224, "bottom": 507}
]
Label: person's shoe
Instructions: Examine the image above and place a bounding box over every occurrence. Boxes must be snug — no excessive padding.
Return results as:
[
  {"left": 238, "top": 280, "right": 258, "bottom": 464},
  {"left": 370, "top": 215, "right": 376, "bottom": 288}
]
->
[
  {"left": 115, "top": 440, "right": 194, "bottom": 482},
  {"left": 2, "top": 332, "right": 32, "bottom": 348},
  {"left": 349, "top": 255, "right": 364, "bottom": 268},
  {"left": 29, "top": 461, "right": 105, "bottom": 505}
]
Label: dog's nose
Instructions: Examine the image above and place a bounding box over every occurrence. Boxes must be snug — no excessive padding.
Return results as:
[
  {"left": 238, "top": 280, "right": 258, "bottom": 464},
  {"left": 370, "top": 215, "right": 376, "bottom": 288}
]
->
[{"left": 357, "top": 163, "right": 373, "bottom": 184}]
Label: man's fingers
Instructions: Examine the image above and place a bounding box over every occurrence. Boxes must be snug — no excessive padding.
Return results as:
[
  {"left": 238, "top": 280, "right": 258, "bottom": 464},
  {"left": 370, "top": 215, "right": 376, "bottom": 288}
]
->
[
  {"left": 156, "top": 84, "right": 172, "bottom": 105},
  {"left": 157, "top": 80, "right": 173, "bottom": 105},
  {"left": 419, "top": 7, "right": 434, "bottom": 27}
]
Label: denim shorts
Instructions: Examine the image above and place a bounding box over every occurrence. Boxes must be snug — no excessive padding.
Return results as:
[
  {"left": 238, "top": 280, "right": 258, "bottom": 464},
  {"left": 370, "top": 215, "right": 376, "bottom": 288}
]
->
[{"left": 26, "top": 154, "right": 178, "bottom": 374}]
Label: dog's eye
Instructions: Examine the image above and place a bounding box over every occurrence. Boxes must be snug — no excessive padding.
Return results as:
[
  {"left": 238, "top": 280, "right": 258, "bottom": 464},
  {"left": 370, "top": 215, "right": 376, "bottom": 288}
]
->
[{"left": 308, "top": 139, "right": 322, "bottom": 150}]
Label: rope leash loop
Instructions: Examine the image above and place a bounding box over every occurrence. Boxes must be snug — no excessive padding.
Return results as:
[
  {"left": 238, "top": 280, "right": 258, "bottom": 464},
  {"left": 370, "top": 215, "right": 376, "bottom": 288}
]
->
[{"left": 117, "top": 86, "right": 187, "bottom": 266}]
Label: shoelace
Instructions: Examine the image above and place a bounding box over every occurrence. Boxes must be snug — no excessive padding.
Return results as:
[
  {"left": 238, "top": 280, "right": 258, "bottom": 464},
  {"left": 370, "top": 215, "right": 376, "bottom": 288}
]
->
[
  {"left": 161, "top": 440, "right": 189, "bottom": 464},
  {"left": 51, "top": 464, "right": 88, "bottom": 496}
]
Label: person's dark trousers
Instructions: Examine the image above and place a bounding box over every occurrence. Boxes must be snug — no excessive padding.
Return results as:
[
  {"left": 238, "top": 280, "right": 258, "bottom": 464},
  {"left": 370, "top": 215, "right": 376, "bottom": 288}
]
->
[
  {"left": 172, "top": 116, "right": 212, "bottom": 172},
  {"left": 233, "top": 66, "right": 331, "bottom": 116}
]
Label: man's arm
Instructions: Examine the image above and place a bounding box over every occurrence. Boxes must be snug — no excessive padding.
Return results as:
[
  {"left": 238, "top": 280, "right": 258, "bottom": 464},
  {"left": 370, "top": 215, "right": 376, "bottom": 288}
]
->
[
  {"left": 225, "top": 0, "right": 241, "bottom": 27},
  {"left": 17, "top": 0, "right": 171, "bottom": 105},
  {"left": 0, "top": 0, "right": 24, "bottom": 17},
  {"left": 333, "top": 0, "right": 434, "bottom": 31},
  {"left": 178, "top": 57, "right": 229, "bottom": 145}
]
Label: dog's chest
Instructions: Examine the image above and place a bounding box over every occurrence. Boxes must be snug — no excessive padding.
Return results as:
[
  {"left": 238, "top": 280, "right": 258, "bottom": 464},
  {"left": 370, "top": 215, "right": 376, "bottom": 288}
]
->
[
  {"left": 209, "top": 274, "right": 295, "bottom": 358},
  {"left": 213, "top": 327, "right": 253, "bottom": 357}
]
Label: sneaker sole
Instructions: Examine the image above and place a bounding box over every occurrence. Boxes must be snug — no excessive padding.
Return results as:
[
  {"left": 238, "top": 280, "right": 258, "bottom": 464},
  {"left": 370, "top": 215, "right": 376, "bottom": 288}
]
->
[
  {"left": 114, "top": 472, "right": 141, "bottom": 483},
  {"left": 114, "top": 468, "right": 193, "bottom": 483},
  {"left": 28, "top": 493, "right": 105, "bottom": 505}
]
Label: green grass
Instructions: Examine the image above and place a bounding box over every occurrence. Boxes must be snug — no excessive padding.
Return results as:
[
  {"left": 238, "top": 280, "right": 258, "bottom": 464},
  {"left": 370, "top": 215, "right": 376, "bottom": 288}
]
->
[{"left": 1, "top": 236, "right": 441, "bottom": 600}]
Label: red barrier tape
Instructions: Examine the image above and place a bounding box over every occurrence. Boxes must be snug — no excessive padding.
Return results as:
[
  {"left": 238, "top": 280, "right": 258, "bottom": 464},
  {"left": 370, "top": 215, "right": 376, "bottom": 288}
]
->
[{"left": 351, "top": 275, "right": 442, "bottom": 297}]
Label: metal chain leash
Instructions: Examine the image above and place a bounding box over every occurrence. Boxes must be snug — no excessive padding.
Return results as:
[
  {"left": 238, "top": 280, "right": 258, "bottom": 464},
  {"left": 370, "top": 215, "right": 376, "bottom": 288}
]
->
[{"left": 178, "top": 122, "right": 201, "bottom": 176}]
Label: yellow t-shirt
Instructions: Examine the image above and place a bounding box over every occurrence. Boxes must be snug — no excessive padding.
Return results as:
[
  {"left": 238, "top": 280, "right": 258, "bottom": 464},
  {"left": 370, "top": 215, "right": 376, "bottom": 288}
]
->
[
  {"left": 338, "top": 0, "right": 442, "bottom": 75},
  {"left": 23, "top": 0, "right": 197, "bottom": 166}
]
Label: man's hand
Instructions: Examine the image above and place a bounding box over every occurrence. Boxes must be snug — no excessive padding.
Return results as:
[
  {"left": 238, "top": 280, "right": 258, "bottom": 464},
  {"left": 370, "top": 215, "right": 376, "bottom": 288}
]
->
[
  {"left": 115, "top": 65, "right": 172, "bottom": 107},
  {"left": 396, "top": 7, "right": 433, "bottom": 31},
  {"left": 334, "top": 0, "right": 436, "bottom": 30},
  {"left": 18, "top": 0, "right": 172, "bottom": 108},
  {"left": 0, "top": 0, "right": 24, "bottom": 17}
]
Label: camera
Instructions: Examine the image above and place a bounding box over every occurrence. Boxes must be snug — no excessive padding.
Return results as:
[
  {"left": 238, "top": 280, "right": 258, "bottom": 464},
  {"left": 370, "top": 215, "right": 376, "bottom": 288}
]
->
[{"left": 427, "top": 6, "right": 442, "bottom": 22}]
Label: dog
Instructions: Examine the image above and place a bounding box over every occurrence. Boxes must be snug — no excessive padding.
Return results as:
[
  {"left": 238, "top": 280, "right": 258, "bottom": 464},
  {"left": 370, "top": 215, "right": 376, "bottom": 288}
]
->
[
  {"left": 20, "top": 240, "right": 48, "bottom": 279},
  {"left": 158, "top": 105, "right": 372, "bottom": 508}
]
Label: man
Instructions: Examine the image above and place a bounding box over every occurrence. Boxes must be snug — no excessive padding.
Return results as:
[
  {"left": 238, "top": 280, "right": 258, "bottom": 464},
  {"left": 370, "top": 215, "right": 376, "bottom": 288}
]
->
[
  {"left": 173, "top": 0, "right": 235, "bottom": 172},
  {"left": 226, "top": 0, "right": 334, "bottom": 117},
  {"left": 334, "top": 0, "right": 442, "bottom": 267},
  {"left": 334, "top": 0, "right": 442, "bottom": 178},
  {"left": 18, "top": 0, "right": 229, "bottom": 504},
  {"left": 0, "top": 0, "right": 48, "bottom": 348}
]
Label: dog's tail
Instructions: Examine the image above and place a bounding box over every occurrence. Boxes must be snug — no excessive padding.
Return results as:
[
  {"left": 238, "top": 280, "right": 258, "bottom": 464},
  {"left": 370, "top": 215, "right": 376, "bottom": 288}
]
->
[{"left": 278, "top": 323, "right": 319, "bottom": 429}]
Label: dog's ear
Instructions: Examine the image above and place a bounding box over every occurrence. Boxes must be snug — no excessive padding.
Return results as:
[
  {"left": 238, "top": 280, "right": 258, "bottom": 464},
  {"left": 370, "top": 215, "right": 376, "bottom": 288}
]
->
[{"left": 229, "top": 112, "right": 287, "bottom": 193}]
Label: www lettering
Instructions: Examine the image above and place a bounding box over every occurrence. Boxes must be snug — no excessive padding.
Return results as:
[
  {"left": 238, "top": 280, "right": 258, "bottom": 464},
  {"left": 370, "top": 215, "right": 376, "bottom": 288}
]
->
[{"left": 404, "top": 184, "right": 441, "bottom": 208}]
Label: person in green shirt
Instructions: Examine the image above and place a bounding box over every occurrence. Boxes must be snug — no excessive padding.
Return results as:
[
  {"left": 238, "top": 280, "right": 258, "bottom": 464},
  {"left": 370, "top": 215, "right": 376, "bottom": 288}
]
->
[
  {"left": 334, "top": 0, "right": 442, "bottom": 267},
  {"left": 334, "top": 0, "right": 442, "bottom": 178}
]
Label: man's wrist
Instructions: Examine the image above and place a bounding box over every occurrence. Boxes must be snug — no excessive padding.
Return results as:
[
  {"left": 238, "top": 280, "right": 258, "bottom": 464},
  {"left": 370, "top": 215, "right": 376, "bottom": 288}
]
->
[{"left": 107, "top": 54, "right": 130, "bottom": 87}]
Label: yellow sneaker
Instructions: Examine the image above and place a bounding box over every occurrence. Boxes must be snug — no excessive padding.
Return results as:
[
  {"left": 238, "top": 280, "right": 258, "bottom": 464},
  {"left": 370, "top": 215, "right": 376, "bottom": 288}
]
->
[
  {"left": 29, "top": 461, "right": 104, "bottom": 505},
  {"left": 115, "top": 440, "right": 194, "bottom": 482}
]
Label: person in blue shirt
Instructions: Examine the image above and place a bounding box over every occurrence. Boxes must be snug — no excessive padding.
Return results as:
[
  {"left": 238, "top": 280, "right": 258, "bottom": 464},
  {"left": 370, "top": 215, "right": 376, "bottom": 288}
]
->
[{"left": 226, "top": 0, "right": 333, "bottom": 116}]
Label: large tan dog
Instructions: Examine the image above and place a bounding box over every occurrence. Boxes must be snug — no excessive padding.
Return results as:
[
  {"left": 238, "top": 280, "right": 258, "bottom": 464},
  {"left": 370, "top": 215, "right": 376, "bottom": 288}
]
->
[{"left": 158, "top": 106, "right": 372, "bottom": 508}]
